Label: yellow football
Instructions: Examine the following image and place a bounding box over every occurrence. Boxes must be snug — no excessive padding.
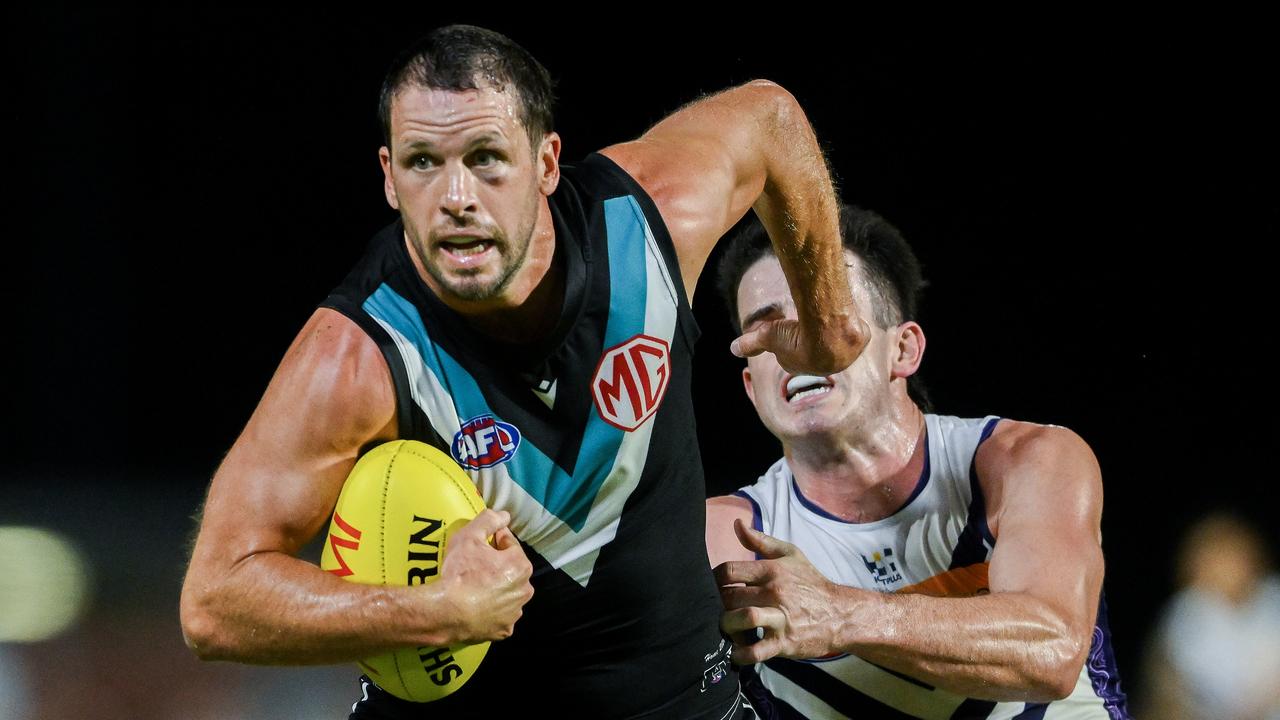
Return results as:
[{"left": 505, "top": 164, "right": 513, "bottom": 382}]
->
[{"left": 320, "top": 439, "right": 489, "bottom": 702}]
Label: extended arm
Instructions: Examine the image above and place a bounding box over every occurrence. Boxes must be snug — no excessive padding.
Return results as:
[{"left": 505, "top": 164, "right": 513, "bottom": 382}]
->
[
  {"left": 600, "top": 81, "right": 865, "bottom": 374},
  {"left": 179, "top": 308, "right": 533, "bottom": 664},
  {"left": 717, "top": 422, "right": 1104, "bottom": 702}
]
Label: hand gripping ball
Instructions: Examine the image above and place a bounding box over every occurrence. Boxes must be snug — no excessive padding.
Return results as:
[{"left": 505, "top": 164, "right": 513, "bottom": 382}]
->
[{"left": 320, "top": 440, "right": 489, "bottom": 701}]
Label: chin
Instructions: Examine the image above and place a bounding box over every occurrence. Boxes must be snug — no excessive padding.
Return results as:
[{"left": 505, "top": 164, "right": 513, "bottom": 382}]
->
[
  {"left": 791, "top": 414, "right": 845, "bottom": 438},
  {"left": 445, "top": 282, "right": 504, "bottom": 303},
  {"left": 429, "top": 264, "right": 502, "bottom": 301}
]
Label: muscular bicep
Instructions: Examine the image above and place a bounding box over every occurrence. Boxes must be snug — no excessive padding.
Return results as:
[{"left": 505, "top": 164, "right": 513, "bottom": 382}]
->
[
  {"left": 190, "top": 309, "right": 398, "bottom": 572},
  {"left": 600, "top": 81, "right": 790, "bottom": 295},
  {"left": 706, "top": 494, "right": 758, "bottom": 568},
  {"left": 981, "top": 422, "right": 1105, "bottom": 635}
]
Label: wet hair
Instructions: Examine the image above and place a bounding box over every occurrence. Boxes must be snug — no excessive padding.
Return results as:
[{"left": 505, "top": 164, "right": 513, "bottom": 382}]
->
[
  {"left": 716, "top": 204, "right": 933, "bottom": 411},
  {"left": 378, "top": 25, "right": 555, "bottom": 150}
]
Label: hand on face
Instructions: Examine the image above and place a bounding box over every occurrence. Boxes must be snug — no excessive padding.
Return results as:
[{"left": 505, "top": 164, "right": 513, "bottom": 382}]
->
[
  {"left": 731, "top": 310, "right": 868, "bottom": 376},
  {"left": 732, "top": 251, "right": 870, "bottom": 378}
]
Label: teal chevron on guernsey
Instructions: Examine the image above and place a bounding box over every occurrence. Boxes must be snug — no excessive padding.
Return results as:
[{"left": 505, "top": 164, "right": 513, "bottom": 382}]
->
[
  {"left": 358, "top": 195, "right": 652, "bottom": 533},
  {"left": 600, "top": 196, "right": 648, "bottom": 348}
]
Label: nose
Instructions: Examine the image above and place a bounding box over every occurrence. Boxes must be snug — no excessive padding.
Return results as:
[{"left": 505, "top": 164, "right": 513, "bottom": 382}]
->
[{"left": 440, "top": 162, "right": 478, "bottom": 221}]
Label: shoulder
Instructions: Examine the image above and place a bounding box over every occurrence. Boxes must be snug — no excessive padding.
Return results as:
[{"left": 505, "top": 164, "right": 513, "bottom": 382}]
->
[
  {"left": 977, "top": 419, "right": 1097, "bottom": 473},
  {"left": 722, "top": 457, "right": 791, "bottom": 510},
  {"left": 707, "top": 493, "right": 756, "bottom": 522},
  {"left": 551, "top": 154, "right": 670, "bottom": 247},
  {"left": 270, "top": 308, "right": 397, "bottom": 448},
  {"left": 709, "top": 456, "right": 790, "bottom": 528},
  {"left": 597, "top": 80, "right": 797, "bottom": 197},
  {"left": 706, "top": 456, "right": 790, "bottom": 566},
  {"left": 552, "top": 154, "right": 650, "bottom": 207},
  {"left": 285, "top": 308, "right": 388, "bottom": 377},
  {"left": 706, "top": 494, "right": 757, "bottom": 566},
  {"left": 596, "top": 81, "right": 804, "bottom": 293},
  {"left": 975, "top": 419, "right": 1102, "bottom": 538}
]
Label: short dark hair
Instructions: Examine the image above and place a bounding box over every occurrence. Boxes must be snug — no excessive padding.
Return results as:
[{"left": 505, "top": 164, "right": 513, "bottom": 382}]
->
[
  {"left": 716, "top": 204, "right": 933, "bottom": 411},
  {"left": 378, "top": 25, "right": 555, "bottom": 150}
]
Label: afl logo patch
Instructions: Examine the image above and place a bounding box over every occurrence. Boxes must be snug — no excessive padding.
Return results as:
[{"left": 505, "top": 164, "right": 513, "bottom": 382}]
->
[
  {"left": 591, "top": 334, "right": 671, "bottom": 431},
  {"left": 452, "top": 415, "right": 521, "bottom": 470}
]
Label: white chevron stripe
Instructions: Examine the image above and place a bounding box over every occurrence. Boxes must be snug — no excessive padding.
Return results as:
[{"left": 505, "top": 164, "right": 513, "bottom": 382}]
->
[
  {"left": 554, "top": 202, "right": 678, "bottom": 585},
  {"left": 372, "top": 201, "right": 678, "bottom": 588}
]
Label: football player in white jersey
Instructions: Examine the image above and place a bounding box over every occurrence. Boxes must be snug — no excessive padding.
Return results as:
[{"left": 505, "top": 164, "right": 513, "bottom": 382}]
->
[{"left": 706, "top": 205, "right": 1130, "bottom": 718}]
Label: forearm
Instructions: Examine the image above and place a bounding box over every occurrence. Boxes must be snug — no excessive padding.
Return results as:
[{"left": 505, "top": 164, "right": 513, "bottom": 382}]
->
[
  {"left": 749, "top": 84, "right": 849, "bottom": 337},
  {"left": 835, "top": 588, "right": 1089, "bottom": 702},
  {"left": 180, "top": 551, "right": 456, "bottom": 665}
]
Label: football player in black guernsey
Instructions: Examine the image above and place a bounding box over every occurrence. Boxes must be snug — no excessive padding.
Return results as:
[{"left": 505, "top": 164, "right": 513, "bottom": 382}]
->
[{"left": 181, "top": 24, "right": 866, "bottom": 719}]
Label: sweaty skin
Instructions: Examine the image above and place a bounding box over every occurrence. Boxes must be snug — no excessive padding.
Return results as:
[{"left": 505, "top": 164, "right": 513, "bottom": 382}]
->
[
  {"left": 181, "top": 77, "right": 863, "bottom": 665},
  {"left": 181, "top": 310, "right": 534, "bottom": 663},
  {"left": 601, "top": 80, "right": 867, "bottom": 373},
  {"left": 707, "top": 253, "right": 1105, "bottom": 702}
]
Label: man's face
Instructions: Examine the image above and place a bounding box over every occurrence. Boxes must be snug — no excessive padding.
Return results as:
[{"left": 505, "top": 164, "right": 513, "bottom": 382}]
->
[
  {"left": 379, "top": 84, "right": 559, "bottom": 305},
  {"left": 736, "top": 251, "right": 902, "bottom": 443}
]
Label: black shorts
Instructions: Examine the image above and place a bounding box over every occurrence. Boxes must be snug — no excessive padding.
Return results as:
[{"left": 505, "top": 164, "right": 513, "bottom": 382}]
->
[{"left": 348, "top": 675, "right": 758, "bottom": 720}]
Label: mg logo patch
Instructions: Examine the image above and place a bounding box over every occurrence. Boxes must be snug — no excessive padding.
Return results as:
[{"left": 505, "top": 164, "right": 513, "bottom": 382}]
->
[
  {"left": 452, "top": 415, "right": 521, "bottom": 469},
  {"left": 591, "top": 334, "right": 671, "bottom": 431}
]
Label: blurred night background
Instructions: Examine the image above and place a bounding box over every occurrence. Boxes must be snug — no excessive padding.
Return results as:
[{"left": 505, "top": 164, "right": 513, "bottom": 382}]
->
[{"left": 4, "top": 9, "right": 1278, "bottom": 718}]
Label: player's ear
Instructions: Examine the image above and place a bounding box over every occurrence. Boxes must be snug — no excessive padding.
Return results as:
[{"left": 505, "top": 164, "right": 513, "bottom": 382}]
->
[
  {"left": 537, "top": 132, "right": 561, "bottom": 195},
  {"left": 742, "top": 367, "right": 758, "bottom": 407},
  {"left": 890, "top": 321, "right": 925, "bottom": 379},
  {"left": 379, "top": 146, "right": 399, "bottom": 210}
]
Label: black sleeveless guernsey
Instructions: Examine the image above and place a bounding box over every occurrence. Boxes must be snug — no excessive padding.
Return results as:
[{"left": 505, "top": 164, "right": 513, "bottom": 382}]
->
[{"left": 323, "top": 154, "right": 740, "bottom": 718}]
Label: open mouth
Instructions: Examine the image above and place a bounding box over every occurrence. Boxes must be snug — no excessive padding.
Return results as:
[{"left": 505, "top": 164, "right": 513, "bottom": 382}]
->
[
  {"left": 438, "top": 237, "right": 495, "bottom": 263},
  {"left": 785, "top": 375, "right": 833, "bottom": 403}
]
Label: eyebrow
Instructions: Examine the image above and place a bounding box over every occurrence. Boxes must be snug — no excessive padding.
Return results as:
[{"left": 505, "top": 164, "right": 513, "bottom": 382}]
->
[
  {"left": 740, "top": 302, "right": 784, "bottom": 331},
  {"left": 399, "top": 133, "right": 507, "bottom": 152},
  {"left": 465, "top": 132, "right": 506, "bottom": 148}
]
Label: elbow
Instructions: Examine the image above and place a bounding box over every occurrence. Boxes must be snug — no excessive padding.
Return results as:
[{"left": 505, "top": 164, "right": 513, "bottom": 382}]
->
[
  {"left": 1028, "top": 672, "right": 1079, "bottom": 703},
  {"left": 734, "top": 80, "right": 818, "bottom": 183},
  {"left": 179, "top": 583, "right": 233, "bottom": 661},
  {"left": 742, "top": 78, "right": 788, "bottom": 95},
  {"left": 1025, "top": 635, "right": 1090, "bottom": 701},
  {"left": 180, "top": 614, "right": 219, "bottom": 661},
  {"left": 740, "top": 79, "right": 802, "bottom": 121}
]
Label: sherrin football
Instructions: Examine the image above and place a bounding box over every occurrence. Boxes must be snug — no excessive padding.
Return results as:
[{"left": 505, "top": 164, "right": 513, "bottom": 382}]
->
[{"left": 319, "top": 439, "right": 489, "bottom": 702}]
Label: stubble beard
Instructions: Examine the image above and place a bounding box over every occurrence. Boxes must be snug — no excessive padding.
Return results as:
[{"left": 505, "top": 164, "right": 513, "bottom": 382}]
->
[{"left": 416, "top": 195, "right": 540, "bottom": 304}]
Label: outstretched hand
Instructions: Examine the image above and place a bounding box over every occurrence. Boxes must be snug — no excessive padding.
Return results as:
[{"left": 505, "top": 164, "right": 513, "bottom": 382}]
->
[
  {"left": 714, "top": 519, "right": 863, "bottom": 664},
  {"left": 730, "top": 311, "right": 867, "bottom": 376}
]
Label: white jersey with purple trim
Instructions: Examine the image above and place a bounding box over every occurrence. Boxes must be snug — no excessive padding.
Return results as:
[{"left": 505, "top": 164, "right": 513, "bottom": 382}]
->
[{"left": 736, "top": 414, "right": 1130, "bottom": 720}]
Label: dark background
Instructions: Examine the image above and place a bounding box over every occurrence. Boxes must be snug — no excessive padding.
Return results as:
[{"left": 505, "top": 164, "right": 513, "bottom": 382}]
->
[{"left": 5, "top": 8, "right": 1278, "bottom": 714}]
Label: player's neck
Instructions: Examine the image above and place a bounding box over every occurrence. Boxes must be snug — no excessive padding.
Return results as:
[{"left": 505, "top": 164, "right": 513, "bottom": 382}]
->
[
  {"left": 783, "top": 401, "right": 926, "bottom": 523},
  {"left": 464, "top": 244, "right": 563, "bottom": 344}
]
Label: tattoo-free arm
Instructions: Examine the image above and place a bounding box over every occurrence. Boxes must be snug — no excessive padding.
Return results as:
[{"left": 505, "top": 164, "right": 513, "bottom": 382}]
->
[
  {"left": 600, "top": 81, "right": 865, "bottom": 374},
  {"left": 179, "top": 309, "right": 533, "bottom": 664},
  {"left": 718, "top": 422, "right": 1104, "bottom": 702},
  {"left": 706, "top": 494, "right": 758, "bottom": 569}
]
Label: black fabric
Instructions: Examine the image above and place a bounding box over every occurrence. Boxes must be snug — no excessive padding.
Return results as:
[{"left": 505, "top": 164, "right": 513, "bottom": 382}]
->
[{"left": 326, "top": 154, "right": 734, "bottom": 718}]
